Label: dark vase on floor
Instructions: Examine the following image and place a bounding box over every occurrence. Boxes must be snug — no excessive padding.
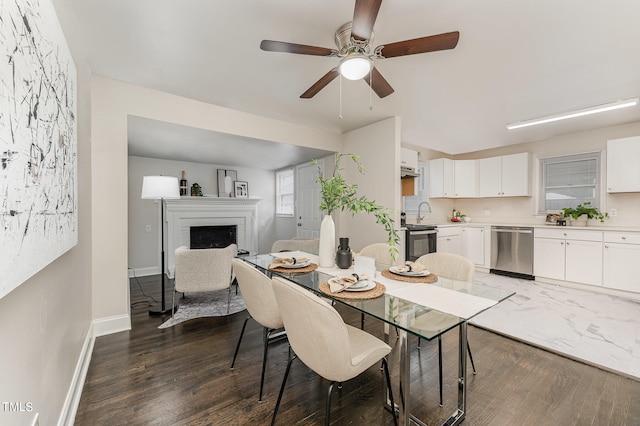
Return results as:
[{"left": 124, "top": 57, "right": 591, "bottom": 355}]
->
[{"left": 336, "top": 237, "right": 352, "bottom": 269}]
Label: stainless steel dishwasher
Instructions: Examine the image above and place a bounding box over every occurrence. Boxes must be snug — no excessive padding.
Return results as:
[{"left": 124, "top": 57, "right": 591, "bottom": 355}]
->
[{"left": 490, "top": 226, "right": 534, "bottom": 279}]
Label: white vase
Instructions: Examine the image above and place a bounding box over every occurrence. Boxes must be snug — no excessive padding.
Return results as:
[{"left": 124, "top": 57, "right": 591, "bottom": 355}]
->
[{"left": 318, "top": 215, "right": 336, "bottom": 268}]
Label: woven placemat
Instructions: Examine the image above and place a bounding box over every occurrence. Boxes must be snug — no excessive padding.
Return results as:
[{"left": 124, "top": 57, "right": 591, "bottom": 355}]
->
[
  {"left": 269, "top": 263, "right": 318, "bottom": 274},
  {"left": 381, "top": 269, "right": 438, "bottom": 283},
  {"left": 319, "top": 281, "right": 386, "bottom": 300}
]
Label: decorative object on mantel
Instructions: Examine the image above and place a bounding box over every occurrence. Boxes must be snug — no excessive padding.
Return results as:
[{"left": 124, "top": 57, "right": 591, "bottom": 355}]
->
[
  {"left": 141, "top": 175, "right": 181, "bottom": 315},
  {"left": 218, "top": 169, "right": 238, "bottom": 197},
  {"left": 179, "top": 171, "right": 188, "bottom": 196},
  {"left": 1, "top": 0, "right": 78, "bottom": 299},
  {"left": 336, "top": 237, "right": 353, "bottom": 269},
  {"left": 313, "top": 153, "right": 399, "bottom": 268},
  {"left": 234, "top": 181, "right": 249, "bottom": 198},
  {"left": 561, "top": 202, "right": 608, "bottom": 226},
  {"left": 190, "top": 182, "right": 203, "bottom": 196}
]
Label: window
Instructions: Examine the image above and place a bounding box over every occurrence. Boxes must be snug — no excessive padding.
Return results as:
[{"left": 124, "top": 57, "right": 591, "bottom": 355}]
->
[
  {"left": 403, "top": 162, "right": 430, "bottom": 214},
  {"left": 538, "top": 152, "right": 601, "bottom": 213},
  {"left": 276, "top": 169, "right": 294, "bottom": 216}
]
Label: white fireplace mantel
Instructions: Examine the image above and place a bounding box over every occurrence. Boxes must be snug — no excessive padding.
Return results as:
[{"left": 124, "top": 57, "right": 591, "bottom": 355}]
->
[{"left": 164, "top": 197, "right": 260, "bottom": 277}]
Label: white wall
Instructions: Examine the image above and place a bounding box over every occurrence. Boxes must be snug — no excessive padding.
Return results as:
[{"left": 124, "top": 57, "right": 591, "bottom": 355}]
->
[
  {"left": 340, "top": 117, "right": 402, "bottom": 252},
  {"left": 91, "top": 76, "right": 343, "bottom": 327},
  {"left": 0, "top": 0, "right": 93, "bottom": 424},
  {"left": 128, "top": 155, "right": 276, "bottom": 274}
]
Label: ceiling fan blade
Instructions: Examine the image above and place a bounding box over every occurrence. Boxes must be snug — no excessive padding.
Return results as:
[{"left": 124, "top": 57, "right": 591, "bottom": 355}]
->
[
  {"left": 260, "top": 40, "right": 335, "bottom": 56},
  {"left": 351, "top": 0, "right": 382, "bottom": 41},
  {"left": 363, "top": 67, "right": 394, "bottom": 98},
  {"left": 300, "top": 68, "right": 340, "bottom": 99},
  {"left": 379, "top": 31, "right": 460, "bottom": 58}
]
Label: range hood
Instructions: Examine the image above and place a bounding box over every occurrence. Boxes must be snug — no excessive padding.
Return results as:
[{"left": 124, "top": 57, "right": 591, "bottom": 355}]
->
[{"left": 401, "top": 166, "right": 420, "bottom": 177}]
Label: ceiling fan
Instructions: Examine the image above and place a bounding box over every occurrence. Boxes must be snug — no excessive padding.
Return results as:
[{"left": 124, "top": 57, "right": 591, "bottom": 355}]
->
[{"left": 260, "top": 0, "right": 459, "bottom": 99}]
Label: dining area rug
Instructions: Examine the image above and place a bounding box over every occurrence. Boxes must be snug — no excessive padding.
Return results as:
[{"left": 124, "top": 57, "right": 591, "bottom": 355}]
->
[{"left": 158, "top": 289, "right": 246, "bottom": 329}]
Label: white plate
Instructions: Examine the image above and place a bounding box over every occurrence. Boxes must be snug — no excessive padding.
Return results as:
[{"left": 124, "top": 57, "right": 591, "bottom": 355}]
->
[
  {"left": 389, "top": 266, "right": 430, "bottom": 277},
  {"left": 278, "top": 260, "right": 311, "bottom": 269},
  {"left": 328, "top": 278, "right": 376, "bottom": 292}
]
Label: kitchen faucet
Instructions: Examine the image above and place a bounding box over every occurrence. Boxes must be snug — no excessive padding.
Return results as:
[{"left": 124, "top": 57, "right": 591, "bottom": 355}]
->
[{"left": 416, "top": 201, "right": 432, "bottom": 223}]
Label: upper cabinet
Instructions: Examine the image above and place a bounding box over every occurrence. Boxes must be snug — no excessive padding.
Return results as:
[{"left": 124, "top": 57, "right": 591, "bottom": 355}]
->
[
  {"left": 429, "top": 158, "right": 454, "bottom": 198},
  {"left": 478, "top": 153, "right": 530, "bottom": 197},
  {"left": 453, "top": 160, "right": 478, "bottom": 197},
  {"left": 430, "top": 152, "right": 529, "bottom": 199},
  {"left": 607, "top": 136, "right": 640, "bottom": 193}
]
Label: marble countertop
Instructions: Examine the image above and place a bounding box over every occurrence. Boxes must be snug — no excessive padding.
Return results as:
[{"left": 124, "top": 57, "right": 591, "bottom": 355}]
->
[{"left": 403, "top": 221, "right": 640, "bottom": 232}]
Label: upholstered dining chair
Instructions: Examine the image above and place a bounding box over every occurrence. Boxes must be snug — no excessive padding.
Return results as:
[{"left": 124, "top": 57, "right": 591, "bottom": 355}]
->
[
  {"left": 270, "top": 238, "right": 319, "bottom": 253},
  {"left": 270, "top": 276, "right": 397, "bottom": 426},
  {"left": 357, "top": 242, "right": 398, "bottom": 270},
  {"left": 172, "top": 244, "right": 237, "bottom": 317},
  {"left": 414, "top": 252, "right": 477, "bottom": 406},
  {"left": 230, "top": 258, "right": 285, "bottom": 402}
]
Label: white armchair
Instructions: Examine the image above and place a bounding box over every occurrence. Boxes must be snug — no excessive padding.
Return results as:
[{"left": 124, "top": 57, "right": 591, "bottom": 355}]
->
[{"left": 172, "top": 244, "right": 237, "bottom": 317}]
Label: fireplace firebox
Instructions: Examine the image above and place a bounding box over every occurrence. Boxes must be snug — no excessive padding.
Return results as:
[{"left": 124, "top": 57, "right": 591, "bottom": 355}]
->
[{"left": 190, "top": 225, "right": 237, "bottom": 249}]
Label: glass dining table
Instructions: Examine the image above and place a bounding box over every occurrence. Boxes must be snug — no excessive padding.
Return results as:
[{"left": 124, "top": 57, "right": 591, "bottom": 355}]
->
[{"left": 241, "top": 253, "right": 514, "bottom": 426}]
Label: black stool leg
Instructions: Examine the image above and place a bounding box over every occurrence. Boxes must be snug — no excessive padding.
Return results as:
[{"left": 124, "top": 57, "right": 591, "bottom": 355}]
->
[
  {"left": 230, "top": 317, "right": 250, "bottom": 369},
  {"left": 271, "top": 351, "right": 296, "bottom": 426}
]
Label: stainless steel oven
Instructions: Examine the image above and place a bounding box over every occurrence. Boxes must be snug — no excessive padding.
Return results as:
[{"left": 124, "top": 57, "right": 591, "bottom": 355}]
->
[{"left": 405, "top": 224, "right": 438, "bottom": 261}]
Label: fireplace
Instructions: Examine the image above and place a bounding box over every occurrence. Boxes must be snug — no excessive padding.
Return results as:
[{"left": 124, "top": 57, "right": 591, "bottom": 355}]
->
[{"left": 190, "top": 225, "right": 237, "bottom": 249}]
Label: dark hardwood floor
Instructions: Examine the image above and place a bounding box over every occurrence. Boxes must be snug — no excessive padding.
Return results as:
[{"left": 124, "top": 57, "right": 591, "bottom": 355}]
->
[{"left": 75, "top": 274, "right": 640, "bottom": 425}]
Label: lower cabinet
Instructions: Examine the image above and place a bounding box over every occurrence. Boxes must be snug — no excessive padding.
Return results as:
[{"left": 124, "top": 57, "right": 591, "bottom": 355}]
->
[
  {"left": 462, "top": 226, "right": 486, "bottom": 266},
  {"left": 437, "top": 227, "right": 462, "bottom": 255},
  {"left": 534, "top": 228, "right": 603, "bottom": 286},
  {"left": 603, "top": 232, "right": 640, "bottom": 293}
]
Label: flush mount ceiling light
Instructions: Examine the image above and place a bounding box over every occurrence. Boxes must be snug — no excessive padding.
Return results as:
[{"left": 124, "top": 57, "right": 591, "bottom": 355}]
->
[
  {"left": 339, "top": 55, "right": 373, "bottom": 80},
  {"left": 506, "top": 97, "right": 639, "bottom": 130}
]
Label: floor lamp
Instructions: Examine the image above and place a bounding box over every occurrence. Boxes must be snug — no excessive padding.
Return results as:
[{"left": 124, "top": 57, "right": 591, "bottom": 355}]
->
[{"left": 141, "top": 175, "right": 181, "bottom": 315}]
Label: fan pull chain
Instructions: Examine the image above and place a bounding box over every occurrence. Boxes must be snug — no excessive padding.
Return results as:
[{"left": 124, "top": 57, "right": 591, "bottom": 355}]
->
[
  {"left": 339, "top": 73, "right": 343, "bottom": 119},
  {"left": 369, "top": 68, "right": 373, "bottom": 111}
]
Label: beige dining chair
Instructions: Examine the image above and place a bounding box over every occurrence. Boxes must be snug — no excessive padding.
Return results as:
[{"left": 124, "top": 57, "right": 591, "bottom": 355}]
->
[
  {"left": 172, "top": 244, "right": 237, "bottom": 317},
  {"left": 230, "top": 258, "right": 285, "bottom": 402},
  {"left": 270, "top": 276, "right": 397, "bottom": 426},
  {"left": 414, "top": 252, "right": 477, "bottom": 406},
  {"left": 357, "top": 242, "right": 398, "bottom": 269},
  {"left": 270, "top": 238, "right": 319, "bottom": 253}
]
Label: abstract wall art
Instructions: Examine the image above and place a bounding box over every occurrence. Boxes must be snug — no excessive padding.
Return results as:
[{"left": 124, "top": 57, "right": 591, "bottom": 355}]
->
[{"left": 0, "top": 0, "right": 78, "bottom": 298}]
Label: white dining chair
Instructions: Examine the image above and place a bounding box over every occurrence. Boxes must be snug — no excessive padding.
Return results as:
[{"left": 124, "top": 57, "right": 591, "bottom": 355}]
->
[
  {"left": 414, "top": 252, "right": 477, "bottom": 406},
  {"left": 270, "top": 276, "right": 397, "bottom": 426},
  {"left": 357, "top": 242, "right": 398, "bottom": 269},
  {"left": 230, "top": 258, "right": 285, "bottom": 402}
]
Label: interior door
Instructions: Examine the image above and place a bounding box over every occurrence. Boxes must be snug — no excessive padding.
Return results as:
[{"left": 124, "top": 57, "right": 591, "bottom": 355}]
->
[{"left": 296, "top": 161, "right": 322, "bottom": 238}]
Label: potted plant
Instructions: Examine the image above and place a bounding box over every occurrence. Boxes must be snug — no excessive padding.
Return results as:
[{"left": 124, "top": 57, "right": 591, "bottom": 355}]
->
[
  {"left": 561, "top": 202, "right": 608, "bottom": 226},
  {"left": 312, "top": 153, "right": 400, "bottom": 267}
]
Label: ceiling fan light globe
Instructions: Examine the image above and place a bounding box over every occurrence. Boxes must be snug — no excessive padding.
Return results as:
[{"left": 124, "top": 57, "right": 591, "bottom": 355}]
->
[{"left": 339, "top": 56, "right": 372, "bottom": 80}]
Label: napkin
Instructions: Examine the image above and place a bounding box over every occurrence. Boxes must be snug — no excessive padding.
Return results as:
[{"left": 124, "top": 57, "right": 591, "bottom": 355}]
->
[
  {"left": 268, "top": 256, "right": 310, "bottom": 269},
  {"left": 394, "top": 261, "right": 428, "bottom": 273},
  {"left": 329, "top": 273, "right": 370, "bottom": 293}
]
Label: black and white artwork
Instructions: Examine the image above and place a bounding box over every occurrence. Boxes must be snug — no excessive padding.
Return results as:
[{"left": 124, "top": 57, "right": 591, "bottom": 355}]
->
[
  {"left": 0, "top": 0, "right": 78, "bottom": 298},
  {"left": 234, "top": 181, "right": 248, "bottom": 198},
  {"left": 217, "top": 169, "right": 237, "bottom": 197}
]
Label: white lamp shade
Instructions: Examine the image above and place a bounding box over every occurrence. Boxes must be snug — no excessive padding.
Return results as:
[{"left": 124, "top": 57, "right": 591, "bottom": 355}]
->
[
  {"left": 339, "top": 56, "right": 373, "bottom": 80},
  {"left": 141, "top": 176, "right": 181, "bottom": 200}
]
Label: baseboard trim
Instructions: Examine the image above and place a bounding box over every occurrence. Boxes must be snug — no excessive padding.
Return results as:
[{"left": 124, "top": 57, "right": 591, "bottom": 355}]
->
[
  {"left": 57, "top": 324, "right": 95, "bottom": 426},
  {"left": 129, "top": 266, "right": 158, "bottom": 278},
  {"left": 92, "top": 314, "right": 131, "bottom": 337}
]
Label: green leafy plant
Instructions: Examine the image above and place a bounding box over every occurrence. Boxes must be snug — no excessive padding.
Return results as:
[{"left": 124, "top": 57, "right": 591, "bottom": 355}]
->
[
  {"left": 561, "top": 202, "right": 608, "bottom": 222},
  {"left": 312, "top": 153, "right": 400, "bottom": 260},
  {"left": 190, "top": 183, "right": 203, "bottom": 196}
]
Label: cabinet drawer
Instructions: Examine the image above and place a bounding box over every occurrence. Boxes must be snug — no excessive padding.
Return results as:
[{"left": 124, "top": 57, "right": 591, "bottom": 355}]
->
[
  {"left": 535, "top": 228, "right": 602, "bottom": 241},
  {"left": 438, "top": 227, "right": 462, "bottom": 237},
  {"left": 603, "top": 231, "right": 640, "bottom": 244}
]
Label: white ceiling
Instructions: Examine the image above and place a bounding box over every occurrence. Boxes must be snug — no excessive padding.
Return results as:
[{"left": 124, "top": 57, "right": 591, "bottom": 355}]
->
[{"left": 70, "top": 0, "right": 640, "bottom": 167}]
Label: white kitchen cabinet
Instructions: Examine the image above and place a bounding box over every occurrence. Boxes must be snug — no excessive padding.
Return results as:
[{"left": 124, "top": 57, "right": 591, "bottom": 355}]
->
[
  {"left": 437, "top": 227, "right": 462, "bottom": 255},
  {"left": 478, "top": 153, "right": 530, "bottom": 197},
  {"left": 534, "top": 228, "right": 603, "bottom": 286},
  {"left": 462, "top": 226, "right": 486, "bottom": 266},
  {"left": 603, "top": 231, "right": 640, "bottom": 292},
  {"left": 453, "top": 160, "right": 477, "bottom": 197},
  {"left": 607, "top": 136, "right": 640, "bottom": 193},
  {"left": 429, "top": 158, "right": 454, "bottom": 198}
]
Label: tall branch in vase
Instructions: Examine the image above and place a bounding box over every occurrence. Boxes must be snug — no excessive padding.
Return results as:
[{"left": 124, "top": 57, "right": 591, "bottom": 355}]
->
[{"left": 313, "top": 153, "right": 399, "bottom": 266}]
